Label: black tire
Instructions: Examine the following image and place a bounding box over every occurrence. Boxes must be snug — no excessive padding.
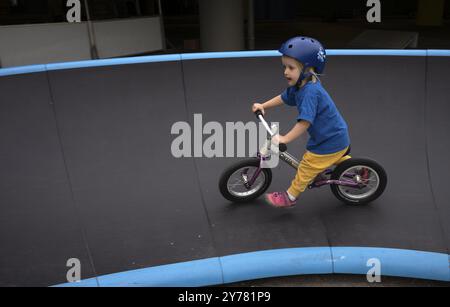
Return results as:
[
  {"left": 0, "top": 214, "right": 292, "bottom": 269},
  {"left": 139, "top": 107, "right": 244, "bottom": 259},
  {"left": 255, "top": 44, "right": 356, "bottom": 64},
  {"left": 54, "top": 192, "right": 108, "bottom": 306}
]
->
[
  {"left": 330, "top": 158, "right": 387, "bottom": 205},
  {"left": 219, "top": 158, "right": 272, "bottom": 203}
]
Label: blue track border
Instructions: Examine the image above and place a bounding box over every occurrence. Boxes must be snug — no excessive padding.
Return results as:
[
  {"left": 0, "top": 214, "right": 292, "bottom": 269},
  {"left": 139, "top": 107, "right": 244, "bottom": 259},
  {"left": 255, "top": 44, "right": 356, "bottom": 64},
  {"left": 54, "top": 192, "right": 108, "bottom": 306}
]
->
[
  {"left": 54, "top": 247, "right": 450, "bottom": 287},
  {"left": 0, "top": 64, "right": 46, "bottom": 77},
  {"left": 2, "top": 49, "right": 450, "bottom": 77}
]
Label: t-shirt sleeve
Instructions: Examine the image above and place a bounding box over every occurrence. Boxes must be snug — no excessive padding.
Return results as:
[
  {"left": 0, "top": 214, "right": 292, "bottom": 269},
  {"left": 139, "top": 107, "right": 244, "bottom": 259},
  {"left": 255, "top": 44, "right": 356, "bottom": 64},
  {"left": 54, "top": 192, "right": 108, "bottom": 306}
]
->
[
  {"left": 281, "top": 87, "right": 296, "bottom": 106},
  {"left": 296, "top": 92, "right": 318, "bottom": 125}
]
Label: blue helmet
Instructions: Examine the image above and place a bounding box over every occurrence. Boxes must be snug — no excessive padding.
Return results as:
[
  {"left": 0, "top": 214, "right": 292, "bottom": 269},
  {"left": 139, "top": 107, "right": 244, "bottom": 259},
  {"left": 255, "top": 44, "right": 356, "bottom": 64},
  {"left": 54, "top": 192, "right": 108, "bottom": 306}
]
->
[{"left": 278, "top": 36, "right": 326, "bottom": 83}]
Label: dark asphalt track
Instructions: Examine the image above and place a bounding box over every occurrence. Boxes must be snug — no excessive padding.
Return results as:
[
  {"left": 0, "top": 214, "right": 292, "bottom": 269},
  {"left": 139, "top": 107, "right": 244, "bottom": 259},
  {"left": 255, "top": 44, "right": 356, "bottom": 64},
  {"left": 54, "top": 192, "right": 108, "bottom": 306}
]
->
[{"left": 0, "top": 51, "right": 449, "bottom": 286}]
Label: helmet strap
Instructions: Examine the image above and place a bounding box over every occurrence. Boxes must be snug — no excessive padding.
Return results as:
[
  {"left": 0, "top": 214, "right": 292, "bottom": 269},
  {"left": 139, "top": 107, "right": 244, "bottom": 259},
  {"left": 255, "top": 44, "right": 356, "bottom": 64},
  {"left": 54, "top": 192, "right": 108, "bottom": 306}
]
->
[
  {"left": 297, "top": 68, "right": 313, "bottom": 86},
  {"left": 310, "top": 71, "right": 322, "bottom": 83}
]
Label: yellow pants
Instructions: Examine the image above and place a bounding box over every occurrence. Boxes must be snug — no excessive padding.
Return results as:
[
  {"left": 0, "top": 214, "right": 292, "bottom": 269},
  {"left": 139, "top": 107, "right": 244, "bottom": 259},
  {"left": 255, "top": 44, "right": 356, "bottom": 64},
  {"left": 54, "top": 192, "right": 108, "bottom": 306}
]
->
[{"left": 287, "top": 146, "right": 351, "bottom": 198}]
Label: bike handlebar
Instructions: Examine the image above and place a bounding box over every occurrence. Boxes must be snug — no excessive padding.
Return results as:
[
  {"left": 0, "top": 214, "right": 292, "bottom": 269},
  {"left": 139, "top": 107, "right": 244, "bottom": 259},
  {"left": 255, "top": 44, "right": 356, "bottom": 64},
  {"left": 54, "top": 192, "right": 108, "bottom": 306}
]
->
[
  {"left": 254, "top": 110, "right": 264, "bottom": 117},
  {"left": 253, "top": 110, "right": 287, "bottom": 152},
  {"left": 279, "top": 143, "right": 287, "bottom": 153}
]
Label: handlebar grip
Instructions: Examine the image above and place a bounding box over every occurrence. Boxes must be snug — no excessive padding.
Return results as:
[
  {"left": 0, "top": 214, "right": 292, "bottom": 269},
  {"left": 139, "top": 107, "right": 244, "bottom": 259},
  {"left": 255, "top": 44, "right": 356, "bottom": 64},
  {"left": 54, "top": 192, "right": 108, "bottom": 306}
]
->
[
  {"left": 279, "top": 143, "right": 287, "bottom": 152},
  {"left": 254, "top": 110, "right": 263, "bottom": 117}
]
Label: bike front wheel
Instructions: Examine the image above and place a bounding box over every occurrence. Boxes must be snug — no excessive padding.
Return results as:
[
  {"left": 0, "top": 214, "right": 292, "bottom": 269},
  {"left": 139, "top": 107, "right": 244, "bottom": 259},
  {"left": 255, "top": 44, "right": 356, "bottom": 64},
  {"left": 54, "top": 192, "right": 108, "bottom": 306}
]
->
[{"left": 219, "top": 158, "right": 272, "bottom": 203}]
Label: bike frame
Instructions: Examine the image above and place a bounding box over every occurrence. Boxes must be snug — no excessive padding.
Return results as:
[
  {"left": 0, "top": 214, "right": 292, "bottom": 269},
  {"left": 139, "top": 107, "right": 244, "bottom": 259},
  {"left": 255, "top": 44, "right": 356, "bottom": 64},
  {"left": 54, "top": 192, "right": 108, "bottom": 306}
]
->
[{"left": 244, "top": 113, "right": 361, "bottom": 190}]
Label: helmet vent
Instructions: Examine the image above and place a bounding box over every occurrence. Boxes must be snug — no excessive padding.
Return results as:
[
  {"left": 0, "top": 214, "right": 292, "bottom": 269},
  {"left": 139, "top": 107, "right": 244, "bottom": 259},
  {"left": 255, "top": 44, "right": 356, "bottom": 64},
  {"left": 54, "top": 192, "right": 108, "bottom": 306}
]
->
[{"left": 288, "top": 44, "right": 293, "bottom": 48}]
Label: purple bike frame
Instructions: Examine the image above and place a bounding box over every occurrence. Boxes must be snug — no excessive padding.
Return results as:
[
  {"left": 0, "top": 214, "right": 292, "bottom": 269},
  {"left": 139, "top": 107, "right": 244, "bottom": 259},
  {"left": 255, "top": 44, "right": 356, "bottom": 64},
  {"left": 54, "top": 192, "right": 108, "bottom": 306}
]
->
[{"left": 245, "top": 152, "right": 360, "bottom": 189}]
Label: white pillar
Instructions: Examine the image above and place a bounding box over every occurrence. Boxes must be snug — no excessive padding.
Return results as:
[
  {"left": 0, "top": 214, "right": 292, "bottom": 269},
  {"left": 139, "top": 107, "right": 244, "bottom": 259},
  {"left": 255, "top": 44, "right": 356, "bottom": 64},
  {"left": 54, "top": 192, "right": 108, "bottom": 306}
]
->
[{"left": 199, "top": 0, "right": 245, "bottom": 52}]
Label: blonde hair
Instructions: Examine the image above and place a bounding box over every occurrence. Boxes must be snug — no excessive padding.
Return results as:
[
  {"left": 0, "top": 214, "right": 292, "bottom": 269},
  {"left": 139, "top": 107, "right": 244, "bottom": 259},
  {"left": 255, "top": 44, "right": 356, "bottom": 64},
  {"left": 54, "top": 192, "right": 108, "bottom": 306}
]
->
[{"left": 294, "top": 61, "right": 319, "bottom": 88}]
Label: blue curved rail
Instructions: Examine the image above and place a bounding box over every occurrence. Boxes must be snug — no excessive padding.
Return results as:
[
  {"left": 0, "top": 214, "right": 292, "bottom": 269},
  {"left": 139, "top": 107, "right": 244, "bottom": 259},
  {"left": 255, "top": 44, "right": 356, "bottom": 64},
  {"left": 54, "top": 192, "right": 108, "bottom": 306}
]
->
[{"left": 54, "top": 246, "right": 450, "bottom": 287}]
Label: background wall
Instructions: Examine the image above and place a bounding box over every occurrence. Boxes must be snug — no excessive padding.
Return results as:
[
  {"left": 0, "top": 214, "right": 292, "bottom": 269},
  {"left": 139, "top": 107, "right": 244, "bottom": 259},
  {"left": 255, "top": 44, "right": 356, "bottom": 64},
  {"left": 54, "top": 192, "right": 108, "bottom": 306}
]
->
[{"left": 0, "top": 16, "right": 163, "bottom": 67}]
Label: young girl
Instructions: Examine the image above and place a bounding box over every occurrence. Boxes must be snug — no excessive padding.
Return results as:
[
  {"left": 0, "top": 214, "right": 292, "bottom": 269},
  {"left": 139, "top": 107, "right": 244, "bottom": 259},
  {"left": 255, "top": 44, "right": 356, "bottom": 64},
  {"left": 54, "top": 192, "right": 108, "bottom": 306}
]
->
[{"left": 252, "top": 36, "right": 351, "bottom": 208}]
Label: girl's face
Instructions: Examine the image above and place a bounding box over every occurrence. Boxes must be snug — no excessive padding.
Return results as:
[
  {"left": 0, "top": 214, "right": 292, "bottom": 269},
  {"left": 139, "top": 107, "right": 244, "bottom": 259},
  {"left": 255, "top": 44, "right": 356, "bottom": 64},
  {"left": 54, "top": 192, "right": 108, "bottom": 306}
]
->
[{"left": 281, "top": 56, "right": 302, "bottom": 86}]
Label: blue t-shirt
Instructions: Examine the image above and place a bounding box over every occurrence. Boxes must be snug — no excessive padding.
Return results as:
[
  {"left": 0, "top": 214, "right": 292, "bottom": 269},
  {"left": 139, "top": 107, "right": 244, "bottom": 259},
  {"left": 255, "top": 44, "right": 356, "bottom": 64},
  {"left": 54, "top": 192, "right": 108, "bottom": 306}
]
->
[{"left": 281, "top": 81, "right": 350, "bottom": 154}]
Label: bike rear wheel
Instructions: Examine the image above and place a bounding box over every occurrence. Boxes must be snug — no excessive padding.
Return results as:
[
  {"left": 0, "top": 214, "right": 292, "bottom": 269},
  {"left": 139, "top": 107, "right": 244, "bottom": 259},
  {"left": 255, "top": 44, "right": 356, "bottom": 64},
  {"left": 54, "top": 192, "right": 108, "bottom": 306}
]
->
[
  {"left": 330, "top": 158, "right": 387, "bottom": 205},
  {"left": 219, "top": 158, "right": 272, "bottom": 203}
]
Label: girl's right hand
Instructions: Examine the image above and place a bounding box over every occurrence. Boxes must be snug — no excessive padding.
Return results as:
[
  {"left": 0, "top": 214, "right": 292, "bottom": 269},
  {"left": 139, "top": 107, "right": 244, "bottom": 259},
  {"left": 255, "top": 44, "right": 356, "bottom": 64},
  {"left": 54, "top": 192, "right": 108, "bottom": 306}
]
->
[{"left": 252, "top": 103, "right": 265, "bottom": 115}]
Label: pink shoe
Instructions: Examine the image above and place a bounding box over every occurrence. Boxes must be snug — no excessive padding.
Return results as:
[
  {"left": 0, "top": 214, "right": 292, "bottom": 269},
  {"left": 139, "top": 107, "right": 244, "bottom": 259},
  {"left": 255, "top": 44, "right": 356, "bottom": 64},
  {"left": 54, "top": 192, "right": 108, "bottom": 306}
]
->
[{"left": 264, "top": 191, "right": 296, "bottom": 208}]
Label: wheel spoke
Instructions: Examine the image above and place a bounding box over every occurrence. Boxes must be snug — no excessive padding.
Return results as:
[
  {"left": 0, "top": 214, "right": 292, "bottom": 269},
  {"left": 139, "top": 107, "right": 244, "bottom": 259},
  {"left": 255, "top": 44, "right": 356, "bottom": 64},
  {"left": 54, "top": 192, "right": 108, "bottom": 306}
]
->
[
  {"left": 228, "top": 183, "right": 243, "bottom": 188},
  {"left": 229, "top": 179, "right": 243, "bottom": 185}
]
